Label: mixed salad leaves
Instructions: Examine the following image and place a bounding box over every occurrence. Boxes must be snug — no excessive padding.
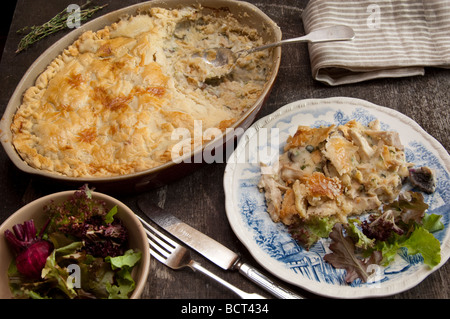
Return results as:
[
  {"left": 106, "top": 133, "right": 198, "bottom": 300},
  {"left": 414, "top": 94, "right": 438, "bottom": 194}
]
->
[
  {"left": 289, "top": 191, "right": 444, "bottom": 283},
  {"left": 5, "top": 185, "right": 141, "bottom": 299}
]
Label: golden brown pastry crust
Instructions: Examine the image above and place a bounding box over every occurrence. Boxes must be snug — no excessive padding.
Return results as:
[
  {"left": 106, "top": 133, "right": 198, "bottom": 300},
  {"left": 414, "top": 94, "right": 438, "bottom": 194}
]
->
[{"left": 11, "top": 7, "right": 270, "bottom": 177}]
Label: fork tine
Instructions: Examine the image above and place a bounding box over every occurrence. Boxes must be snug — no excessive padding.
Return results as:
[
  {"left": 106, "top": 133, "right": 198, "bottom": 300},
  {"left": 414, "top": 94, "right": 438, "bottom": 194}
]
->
[
  {"left": 147, "top": 237, "right": 170, "bottom": 258},
  {"left": 140, "top": 215, "right": 186, "bottom": 269},
  {"left": 138, "top": 215, "right": 184, "bottom": 269},
  {"left": 146, "top": 227, "right": 174, "bottom": 253},
  {"left": 137, "top": 215, "right": 178, "bottom": 244},
  {"left": 147, "top": 239, "right": 170, "bottom": 264}
]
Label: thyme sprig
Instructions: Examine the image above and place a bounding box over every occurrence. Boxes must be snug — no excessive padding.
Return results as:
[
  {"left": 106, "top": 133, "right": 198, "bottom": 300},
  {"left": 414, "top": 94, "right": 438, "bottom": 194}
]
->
[{"left": 16, "top": 1, "right": 108, "bottom": 53}]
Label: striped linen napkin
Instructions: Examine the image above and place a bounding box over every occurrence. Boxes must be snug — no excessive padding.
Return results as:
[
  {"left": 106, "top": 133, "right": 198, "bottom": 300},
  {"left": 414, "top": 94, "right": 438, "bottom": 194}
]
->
[{"left": 302, "top": 0, "right": 450, "bottom": 85}]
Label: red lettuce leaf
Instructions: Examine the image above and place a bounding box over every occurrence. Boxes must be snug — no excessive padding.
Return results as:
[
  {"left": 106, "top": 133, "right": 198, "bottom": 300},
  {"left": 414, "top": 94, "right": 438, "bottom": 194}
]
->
[
  {"left": 362, "top": 191, "right": 429, "bottom": 241},
  {"left": 324, "top": 223, "right": 382, "bottom": 283}
]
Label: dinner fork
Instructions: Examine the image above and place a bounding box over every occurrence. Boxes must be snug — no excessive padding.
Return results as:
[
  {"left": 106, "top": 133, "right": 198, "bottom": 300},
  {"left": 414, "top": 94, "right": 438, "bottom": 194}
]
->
[{"left": 137, "top": 215, "right": 266, "bottom": 299}]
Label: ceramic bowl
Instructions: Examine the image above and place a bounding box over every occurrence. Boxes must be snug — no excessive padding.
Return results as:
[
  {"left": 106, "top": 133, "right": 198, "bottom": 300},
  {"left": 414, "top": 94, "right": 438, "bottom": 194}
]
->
[{"left": 0, "top": 190, "right": 150, "bottom": 299}]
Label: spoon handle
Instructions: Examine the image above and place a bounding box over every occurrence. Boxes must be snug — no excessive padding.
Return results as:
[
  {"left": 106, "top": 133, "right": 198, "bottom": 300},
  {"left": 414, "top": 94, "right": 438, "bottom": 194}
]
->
[{"left": 246, "top": 25, "right": 354, "bottom": 54}]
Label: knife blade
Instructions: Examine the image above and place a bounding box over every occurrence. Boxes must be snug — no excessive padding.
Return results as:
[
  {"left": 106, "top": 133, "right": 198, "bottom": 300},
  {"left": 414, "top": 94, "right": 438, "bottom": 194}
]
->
[{"left": 137, "top": 198, "right": 303, "bottom": 299}]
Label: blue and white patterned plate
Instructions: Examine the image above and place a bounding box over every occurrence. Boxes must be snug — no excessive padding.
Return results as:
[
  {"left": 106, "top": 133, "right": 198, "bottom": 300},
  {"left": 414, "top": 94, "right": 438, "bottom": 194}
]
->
[{"left": 224, "top": 97, "right": 450, "bottom": 298}]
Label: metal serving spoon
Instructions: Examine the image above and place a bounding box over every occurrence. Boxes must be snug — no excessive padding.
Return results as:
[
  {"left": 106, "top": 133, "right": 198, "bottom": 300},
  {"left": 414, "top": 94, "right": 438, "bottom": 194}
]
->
[{"left": 194, "top": 25, "right": 355, "bottom": 78}]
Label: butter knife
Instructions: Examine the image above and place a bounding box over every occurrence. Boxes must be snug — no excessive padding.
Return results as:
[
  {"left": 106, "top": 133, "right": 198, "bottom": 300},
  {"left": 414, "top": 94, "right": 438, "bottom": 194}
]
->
[{"left": 137, "top": 199, "right": 303, "bottom": 299}]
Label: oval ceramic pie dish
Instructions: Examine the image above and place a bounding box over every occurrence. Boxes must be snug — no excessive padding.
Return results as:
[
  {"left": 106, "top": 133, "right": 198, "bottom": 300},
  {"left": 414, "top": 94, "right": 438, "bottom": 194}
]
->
[{"left": 0, "top": 0, "right": 281, "bottom": 192}]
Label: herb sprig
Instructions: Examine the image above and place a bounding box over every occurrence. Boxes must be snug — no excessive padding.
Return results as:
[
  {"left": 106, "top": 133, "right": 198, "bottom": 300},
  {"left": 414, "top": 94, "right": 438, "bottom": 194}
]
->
[{"left": 16, "top": 0, "right": 108, "bottom": 53}]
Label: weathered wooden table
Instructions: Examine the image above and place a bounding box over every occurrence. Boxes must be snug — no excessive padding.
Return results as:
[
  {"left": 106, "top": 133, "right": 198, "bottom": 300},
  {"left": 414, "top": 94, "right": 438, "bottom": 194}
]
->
[{"left": 1, "top": 0, "right": 449, "bottom": 300}]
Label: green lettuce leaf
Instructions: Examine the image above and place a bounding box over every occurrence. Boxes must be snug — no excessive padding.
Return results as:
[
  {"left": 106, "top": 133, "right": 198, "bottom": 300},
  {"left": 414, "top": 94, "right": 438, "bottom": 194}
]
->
[
  {"left": 105, "top": 249, "right": 141, "bottom": 270},
  {"left": 106, "top": 267, "right": 136, "bottom": 299},
  {"left": 422, "top": 213, "right": 444, "bottom": 233},
  {"left": 375, "top": 226, "right": 441, "bottom": 268},
  {"left": 346, "top": 219, "right": 375, "bottom": 250},
  {"left": 104, "top": 205, "right": 118, "bottom": 224},
  {"left": 374, "top": 238, "right": 400, "bottom": 266},
  {"left": 79, "top": 256, "right": 115, "bottom": 298},
  {"left": 105, "top": 249, "right": 142, "bottom": 299},
  {"left": 402, "top": 226, "right": 441, "bottom": 268},
  {"left": 41, "top": 250, "right": 78, "bottom": 298}
]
